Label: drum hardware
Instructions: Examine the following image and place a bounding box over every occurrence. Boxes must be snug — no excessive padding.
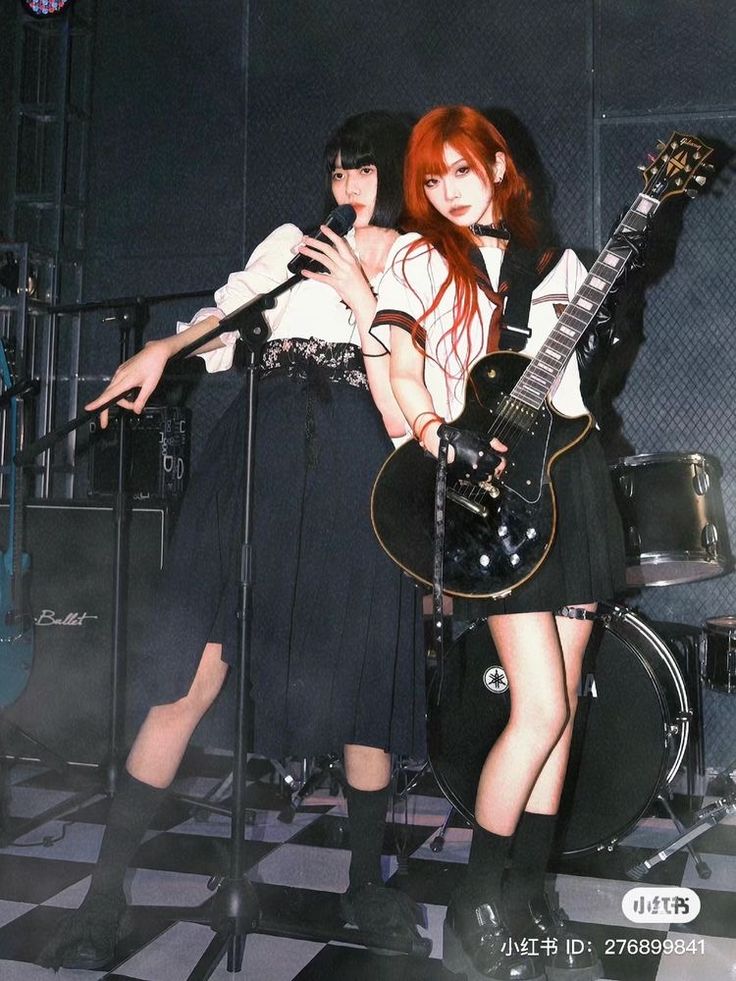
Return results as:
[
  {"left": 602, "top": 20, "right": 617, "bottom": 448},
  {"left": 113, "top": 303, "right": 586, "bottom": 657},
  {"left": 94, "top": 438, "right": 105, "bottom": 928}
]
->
[
  {"left": 610, "top": 452, "right": 732, "bottom": 587},
  {"left": 626, "top": 765, "right": 736, "bottom": 881},
  {"left": 276, "top": 755, "right": 346, "bottom": 823}
]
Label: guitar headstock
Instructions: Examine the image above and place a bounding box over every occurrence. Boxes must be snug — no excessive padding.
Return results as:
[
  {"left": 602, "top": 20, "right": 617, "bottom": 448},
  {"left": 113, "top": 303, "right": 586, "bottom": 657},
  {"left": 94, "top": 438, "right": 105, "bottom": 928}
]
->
[{"left": 640, "top": 132, "right": 714, "bottom": 202}]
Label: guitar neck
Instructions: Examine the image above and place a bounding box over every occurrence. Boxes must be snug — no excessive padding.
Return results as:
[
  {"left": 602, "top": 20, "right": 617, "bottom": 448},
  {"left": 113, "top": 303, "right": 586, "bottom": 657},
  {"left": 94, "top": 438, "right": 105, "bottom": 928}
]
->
[{"left": 511, "top": 193, "right": 660, "bottom": 410}]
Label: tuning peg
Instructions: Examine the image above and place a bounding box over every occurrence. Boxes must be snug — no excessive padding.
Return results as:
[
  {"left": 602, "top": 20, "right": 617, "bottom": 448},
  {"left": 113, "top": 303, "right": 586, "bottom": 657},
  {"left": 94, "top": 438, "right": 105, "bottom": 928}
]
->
[
  {"left": 694, "top": 174, "right": 707, "bottom": 185},
  {"left": 637, "top": 163, "right": 649, "bottom": 172},
  {"left": 656, "top": 140, "right": 666, "bottom": 149},
  {"left": 686, "top": 188, "right": 699, "bottom": 198}
]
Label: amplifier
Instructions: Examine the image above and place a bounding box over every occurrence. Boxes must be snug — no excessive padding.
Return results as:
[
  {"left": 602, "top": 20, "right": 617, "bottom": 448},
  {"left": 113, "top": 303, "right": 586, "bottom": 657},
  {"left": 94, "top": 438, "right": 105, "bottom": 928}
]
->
[
  {"left": 0, "top": 501, "right": 166, "bottom": 764},
  {"left": 88, "top": 405, "right": 191, "bottom": 501}
]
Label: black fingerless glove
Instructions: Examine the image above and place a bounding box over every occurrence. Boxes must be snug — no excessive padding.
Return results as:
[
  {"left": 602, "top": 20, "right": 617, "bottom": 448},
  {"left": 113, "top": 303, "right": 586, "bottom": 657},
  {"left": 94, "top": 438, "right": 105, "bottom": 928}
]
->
[{"left": 437, "top": 424, "right": 501, "bottom": 482}]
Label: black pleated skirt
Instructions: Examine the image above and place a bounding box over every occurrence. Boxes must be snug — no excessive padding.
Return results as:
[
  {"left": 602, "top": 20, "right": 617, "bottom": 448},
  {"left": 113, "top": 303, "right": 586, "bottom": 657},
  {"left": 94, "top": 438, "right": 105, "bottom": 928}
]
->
[
  {"left": 129, "top": 342, "right": 426, "bottom": 759},
  {"left": 456, "top": 429, "right": 627, "bottom": 619}
]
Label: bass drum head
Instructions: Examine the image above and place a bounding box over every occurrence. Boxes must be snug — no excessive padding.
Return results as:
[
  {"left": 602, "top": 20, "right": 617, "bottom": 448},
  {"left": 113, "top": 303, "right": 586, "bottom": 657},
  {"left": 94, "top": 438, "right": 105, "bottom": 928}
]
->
[{"left": 428, "top": 609, "right": 689, "bottom": 855}]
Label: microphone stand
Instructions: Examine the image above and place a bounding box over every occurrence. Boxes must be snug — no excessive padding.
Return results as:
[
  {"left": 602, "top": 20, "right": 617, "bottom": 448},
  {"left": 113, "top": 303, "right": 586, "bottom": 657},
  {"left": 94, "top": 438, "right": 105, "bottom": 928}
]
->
[{"left": 19, "top": 274, "right": 431, "bottom": 975}]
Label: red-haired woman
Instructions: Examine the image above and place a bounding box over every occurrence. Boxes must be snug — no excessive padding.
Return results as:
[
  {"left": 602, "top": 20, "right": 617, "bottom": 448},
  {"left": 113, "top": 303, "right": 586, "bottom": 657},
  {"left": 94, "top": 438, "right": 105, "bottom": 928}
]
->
[{"left": 373, "top": 106, "right": 624, "bottom": 981}]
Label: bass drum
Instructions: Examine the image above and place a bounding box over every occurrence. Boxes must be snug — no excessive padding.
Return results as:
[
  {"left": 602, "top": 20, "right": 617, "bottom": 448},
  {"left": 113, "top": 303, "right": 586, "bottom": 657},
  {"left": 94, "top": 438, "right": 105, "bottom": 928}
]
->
[{"left": 428, "top": 606, "right": 690, "bottom": 854}]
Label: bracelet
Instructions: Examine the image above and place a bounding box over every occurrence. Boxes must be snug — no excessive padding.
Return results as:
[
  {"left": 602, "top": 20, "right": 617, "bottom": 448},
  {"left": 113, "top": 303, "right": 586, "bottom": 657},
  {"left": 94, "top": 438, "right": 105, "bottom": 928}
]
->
[
  {"left": 415, "top": 413, "right": 444, "bottom": 446},
  {"left": 361, "top": 350, "right": 389, "bottom": 358},
  {"left": 411, "top": 410, "right": 440, "bottom": 435}
]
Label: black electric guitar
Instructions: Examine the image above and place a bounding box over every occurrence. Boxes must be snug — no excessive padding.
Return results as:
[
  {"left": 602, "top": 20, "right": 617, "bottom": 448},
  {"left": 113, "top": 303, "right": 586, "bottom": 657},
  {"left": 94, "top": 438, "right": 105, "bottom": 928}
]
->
[
  {"left": 0, "top": 339, "right": 34, "bottom": 707},
  {"left": 372, "top": 133, "right": 714, "bottom": 598}
]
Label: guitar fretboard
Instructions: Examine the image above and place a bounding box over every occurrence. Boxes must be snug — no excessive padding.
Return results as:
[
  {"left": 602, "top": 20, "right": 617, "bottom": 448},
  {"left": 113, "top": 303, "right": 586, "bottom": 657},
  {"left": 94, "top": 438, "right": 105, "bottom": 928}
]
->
[{"left": 509, "top": 194, "right": 659, "bottom": 412}]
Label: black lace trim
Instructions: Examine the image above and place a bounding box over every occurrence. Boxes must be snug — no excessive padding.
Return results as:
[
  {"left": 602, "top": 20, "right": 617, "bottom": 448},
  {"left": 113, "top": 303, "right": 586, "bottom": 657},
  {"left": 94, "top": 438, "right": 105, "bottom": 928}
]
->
[{"left": 261, "top": 337, "right": 369, "bottom": 391}]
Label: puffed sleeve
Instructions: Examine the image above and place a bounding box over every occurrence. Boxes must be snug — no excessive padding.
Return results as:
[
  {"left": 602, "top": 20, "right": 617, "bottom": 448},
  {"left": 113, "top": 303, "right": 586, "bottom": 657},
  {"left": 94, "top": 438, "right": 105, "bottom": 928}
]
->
[
  {"left": 370, "top": 233, "right": 430, "bottom": 352},
  {"left": 176, "top": 223, "right": 303, "bottom": 373}
]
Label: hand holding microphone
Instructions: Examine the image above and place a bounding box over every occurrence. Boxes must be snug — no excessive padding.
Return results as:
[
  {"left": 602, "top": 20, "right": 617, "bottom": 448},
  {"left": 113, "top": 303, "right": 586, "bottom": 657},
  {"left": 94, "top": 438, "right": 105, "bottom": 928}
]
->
[{"left": 287, "top": 204, "right": 357, "bottom": 274}]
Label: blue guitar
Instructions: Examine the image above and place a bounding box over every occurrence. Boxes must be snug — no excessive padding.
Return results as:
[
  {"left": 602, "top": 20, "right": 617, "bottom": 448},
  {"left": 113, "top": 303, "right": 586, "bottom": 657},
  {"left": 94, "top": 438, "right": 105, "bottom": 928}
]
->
[{"left": 0, "top": 339, "right": 34, "bottom": 708}]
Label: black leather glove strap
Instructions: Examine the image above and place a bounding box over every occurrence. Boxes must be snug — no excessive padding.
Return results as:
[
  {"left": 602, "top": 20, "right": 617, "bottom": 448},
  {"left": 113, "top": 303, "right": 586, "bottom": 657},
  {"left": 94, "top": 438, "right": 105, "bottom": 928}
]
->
[
  {"left": 437, "top": 423, "right": 501, "bottom": 482},
  {"left": 432, "top": 431, "right": 451, "bottom": 700}
]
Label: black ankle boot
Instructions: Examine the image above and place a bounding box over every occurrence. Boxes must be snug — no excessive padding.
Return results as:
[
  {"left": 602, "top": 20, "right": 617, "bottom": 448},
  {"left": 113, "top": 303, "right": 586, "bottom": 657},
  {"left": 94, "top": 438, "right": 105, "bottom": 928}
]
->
[
  {"left": 443, "top": 891, "right": 545, "bottom": 981},
  {"left": 340, "top": 881, "right": 430, "bottom": 954},
  {"left": 36, "top": 772, "right": 165, "bottom": 971},
  {"left": 507, "top": 894, "right": 602, "bottom": 981},
  {"left": 37, "top": 887, "right": 126, "bottom": 970}
]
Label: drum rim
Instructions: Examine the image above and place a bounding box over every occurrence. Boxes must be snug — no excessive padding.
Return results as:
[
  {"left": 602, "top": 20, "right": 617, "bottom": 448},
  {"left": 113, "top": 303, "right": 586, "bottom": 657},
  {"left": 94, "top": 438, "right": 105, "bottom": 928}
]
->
[
  {"left": 606, "top": 605, "right": 690, "bottom": 787},
  {"left": 610, "top": 451, "right": 721, "bottom": 471},
  {"left": 625, "top": 552, "right": 729, "bottom": 587},
  {"left": 560, "top": 607, "right": 690, "bottom": 855}
]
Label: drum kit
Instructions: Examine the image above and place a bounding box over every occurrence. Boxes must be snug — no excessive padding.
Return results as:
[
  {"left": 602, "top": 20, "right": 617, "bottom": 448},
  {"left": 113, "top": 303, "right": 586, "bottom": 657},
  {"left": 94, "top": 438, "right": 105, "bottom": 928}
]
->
[{"left": 425, "top": 451, "right": 736, "bottom": 869}]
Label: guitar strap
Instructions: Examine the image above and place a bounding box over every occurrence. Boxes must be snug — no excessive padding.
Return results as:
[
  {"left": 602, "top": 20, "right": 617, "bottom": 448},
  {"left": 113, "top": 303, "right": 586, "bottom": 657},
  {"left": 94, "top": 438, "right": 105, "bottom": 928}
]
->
[
  {"left": 432, "top": 431, "right": 451, "bottom": 698},
  {"left": 469, "top": 243, "right": 561, "bottom": 352},
  {"left": 430, "top": 243, "right": 560, "bottom": 644}
]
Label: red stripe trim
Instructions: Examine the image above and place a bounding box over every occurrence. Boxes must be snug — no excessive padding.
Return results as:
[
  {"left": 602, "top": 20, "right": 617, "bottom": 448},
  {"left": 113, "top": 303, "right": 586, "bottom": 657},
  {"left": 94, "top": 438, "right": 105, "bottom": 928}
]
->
[{"left": 372, "top": 309, "right": 426, "bottom": 347}]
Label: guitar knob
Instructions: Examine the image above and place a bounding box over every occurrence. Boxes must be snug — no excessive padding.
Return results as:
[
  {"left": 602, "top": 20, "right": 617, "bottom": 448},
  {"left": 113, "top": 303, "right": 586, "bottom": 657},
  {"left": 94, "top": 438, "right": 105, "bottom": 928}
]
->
[
  {"left": 526, "top": 527, "right": 537, "bottom": 540},
  {"left": 509, "top": 554, "right": 521, "bottom": 567},
  {"left": 497, "top": 524, "right": 508, "bottom": 538}
]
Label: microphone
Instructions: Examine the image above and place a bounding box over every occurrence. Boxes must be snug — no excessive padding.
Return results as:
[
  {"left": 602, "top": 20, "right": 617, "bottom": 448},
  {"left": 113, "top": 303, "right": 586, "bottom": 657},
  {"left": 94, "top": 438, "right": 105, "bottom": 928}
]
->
[{"left": 286, "top": 204, "right": 356, "bottom": 275}]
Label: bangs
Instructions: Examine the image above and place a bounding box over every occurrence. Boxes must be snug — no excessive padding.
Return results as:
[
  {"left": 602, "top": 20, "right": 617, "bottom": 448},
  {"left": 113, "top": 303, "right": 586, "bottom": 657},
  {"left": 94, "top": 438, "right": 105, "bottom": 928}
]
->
[
  {"left": 414, "top": 128, "right": 486, "bottom": 180},
  {"left": 328, "top": 143, "right": 376, "bottom": 172}
]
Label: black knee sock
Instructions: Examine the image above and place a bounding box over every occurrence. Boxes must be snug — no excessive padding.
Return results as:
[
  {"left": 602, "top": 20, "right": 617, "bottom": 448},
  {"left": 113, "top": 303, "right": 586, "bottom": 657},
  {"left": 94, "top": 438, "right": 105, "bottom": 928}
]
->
[
  {"left": 463, "top": 825, "right": 514, "bottom": 904},
  {"left": 504, "top": 811, "right": 557, "bottom": 910},
  {"left": 346, "top": 783, "right": 390, "bottom": 891},
  {"left": 86, "top": 770, "right": 166, "bottom": 902}
]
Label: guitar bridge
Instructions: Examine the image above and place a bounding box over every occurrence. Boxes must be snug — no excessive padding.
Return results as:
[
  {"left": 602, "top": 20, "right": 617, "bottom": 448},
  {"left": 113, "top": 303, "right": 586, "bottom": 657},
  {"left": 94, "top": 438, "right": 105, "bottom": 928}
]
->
[{"left": 447, "top": 488, "right": 490, "bottom": 518}]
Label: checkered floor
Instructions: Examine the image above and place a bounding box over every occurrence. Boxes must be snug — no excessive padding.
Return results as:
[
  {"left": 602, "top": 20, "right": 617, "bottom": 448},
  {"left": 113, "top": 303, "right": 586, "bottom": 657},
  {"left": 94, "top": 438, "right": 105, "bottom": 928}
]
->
[{"left": 0, "top": 754, "right": 735, "bottom": 980}]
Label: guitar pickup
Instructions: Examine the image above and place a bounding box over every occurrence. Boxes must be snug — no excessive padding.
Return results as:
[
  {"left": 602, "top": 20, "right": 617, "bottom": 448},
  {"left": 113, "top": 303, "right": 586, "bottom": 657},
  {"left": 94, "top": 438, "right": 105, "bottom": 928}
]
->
[{"left": 447, "top": 488, "right": 489, "bottom": 518}]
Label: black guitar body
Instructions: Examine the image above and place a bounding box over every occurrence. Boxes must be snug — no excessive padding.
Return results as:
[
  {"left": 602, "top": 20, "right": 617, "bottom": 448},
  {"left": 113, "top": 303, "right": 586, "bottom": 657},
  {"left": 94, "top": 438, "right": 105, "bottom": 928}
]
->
[{"left": 371, "top": 351, "right": 592, "bottom": 598}]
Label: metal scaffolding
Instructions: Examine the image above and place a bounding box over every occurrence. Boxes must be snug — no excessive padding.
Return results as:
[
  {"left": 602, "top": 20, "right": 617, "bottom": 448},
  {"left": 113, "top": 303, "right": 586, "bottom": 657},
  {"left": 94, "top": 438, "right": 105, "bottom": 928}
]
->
[{"left": 1, "top": 0, "right": 96, "bottom": 498}]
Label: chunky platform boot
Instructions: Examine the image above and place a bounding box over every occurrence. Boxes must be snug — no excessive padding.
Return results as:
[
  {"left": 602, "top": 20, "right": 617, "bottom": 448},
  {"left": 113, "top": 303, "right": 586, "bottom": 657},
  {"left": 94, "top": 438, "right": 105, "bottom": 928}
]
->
[
  {"left": 443, "top": 892, "right": 545, "bottom": 981},
  {"left": 508, "top": 894, "right": 603, "bottom": 981}
]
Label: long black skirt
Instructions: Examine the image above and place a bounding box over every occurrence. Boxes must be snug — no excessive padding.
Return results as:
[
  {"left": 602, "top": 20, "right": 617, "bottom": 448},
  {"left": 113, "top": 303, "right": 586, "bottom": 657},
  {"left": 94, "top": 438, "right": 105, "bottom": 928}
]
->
[
  {"left": 130, "top": 354, "right": 426, "bottom": 759},
  {"left": 456, "top": 429, "right": 627, "bottom": 619}
]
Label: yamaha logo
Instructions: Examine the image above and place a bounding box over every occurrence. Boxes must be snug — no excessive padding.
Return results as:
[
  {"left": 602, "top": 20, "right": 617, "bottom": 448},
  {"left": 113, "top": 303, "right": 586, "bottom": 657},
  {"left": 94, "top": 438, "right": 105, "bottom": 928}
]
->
[{"left": 483, "top": 665, "right": 509, "bottom": 694}]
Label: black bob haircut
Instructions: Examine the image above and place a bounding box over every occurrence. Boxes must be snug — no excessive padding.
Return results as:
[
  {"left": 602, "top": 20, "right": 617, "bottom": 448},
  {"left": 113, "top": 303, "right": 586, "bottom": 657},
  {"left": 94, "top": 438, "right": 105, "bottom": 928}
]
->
[{"left": 323, "top": 111, "right": 410, "bottom": 229}]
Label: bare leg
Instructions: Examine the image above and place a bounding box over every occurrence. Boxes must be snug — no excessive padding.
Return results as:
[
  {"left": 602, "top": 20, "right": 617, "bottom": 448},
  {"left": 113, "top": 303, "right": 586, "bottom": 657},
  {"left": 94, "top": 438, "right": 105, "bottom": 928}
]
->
[
  {"left": 343, "top": 743, "right": 391, "bottom": 790},
  {"left": 524, "top": 606, "right": 595, "bottom": 813},
  {"left": 38, "top": 642, "right": 229, "bottom": 971},
  {"left": 473, "top": 606, "right": 596, "bottom": 830},
  {"left": 126, "top": 642, "right": 228, "bottom": 788},
  {"left": 474, "top": 611, "right": 569, "bottom": 834}
]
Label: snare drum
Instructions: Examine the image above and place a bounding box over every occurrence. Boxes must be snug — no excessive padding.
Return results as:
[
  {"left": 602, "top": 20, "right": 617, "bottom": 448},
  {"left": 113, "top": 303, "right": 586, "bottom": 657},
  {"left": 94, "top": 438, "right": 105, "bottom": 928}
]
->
[
  {"left": 702, "top": 616, "right": 736, "bottom": 693},
  {"left": 609, "top": 452, "right": 731, "bottom": 587},
  {"left": 429, "top": 607, "right": 690, "bottom": 854}
]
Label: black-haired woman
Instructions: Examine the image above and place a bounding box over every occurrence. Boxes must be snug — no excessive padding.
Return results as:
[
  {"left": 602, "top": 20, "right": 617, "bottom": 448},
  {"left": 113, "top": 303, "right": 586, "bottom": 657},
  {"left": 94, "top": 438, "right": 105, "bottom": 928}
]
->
[{"left": 40, "top": 111, "right": 426, "bottom": 971}]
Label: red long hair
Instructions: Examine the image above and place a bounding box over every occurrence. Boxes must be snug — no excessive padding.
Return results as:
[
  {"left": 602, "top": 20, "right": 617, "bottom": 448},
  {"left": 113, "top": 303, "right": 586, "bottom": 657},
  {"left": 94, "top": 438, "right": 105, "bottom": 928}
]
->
[{"left": 403, "top": 106, "right": 538, "bottom": 372}]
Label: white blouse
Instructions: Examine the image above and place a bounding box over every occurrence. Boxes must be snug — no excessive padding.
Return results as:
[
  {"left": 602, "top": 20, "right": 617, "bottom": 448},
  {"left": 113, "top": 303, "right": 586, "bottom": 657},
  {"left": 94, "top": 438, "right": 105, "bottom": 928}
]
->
[
  {"left": 372, "top": 232, "right": 589, "bottom": 422},
  {"left": 177, "top": 224, "right": 370, "bottom": 373}
]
